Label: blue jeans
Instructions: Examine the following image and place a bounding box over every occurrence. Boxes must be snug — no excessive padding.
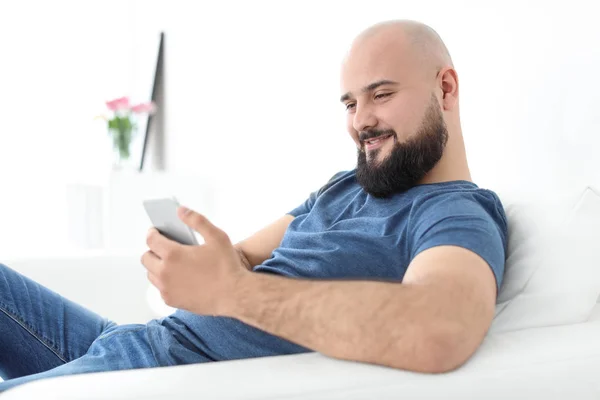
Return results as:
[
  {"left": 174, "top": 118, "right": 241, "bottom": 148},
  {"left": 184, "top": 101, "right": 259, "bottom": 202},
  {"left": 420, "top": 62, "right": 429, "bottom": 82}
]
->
[{"left": 0, "top": 263, "right": 212, "bottom": 393}]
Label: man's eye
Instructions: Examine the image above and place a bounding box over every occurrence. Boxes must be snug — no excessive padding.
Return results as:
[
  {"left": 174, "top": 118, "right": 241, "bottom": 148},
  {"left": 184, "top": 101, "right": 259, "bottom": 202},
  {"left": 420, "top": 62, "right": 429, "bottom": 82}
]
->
[
  {"left": 374, "top": 93, "right": 391, "bottom": 100},
  {"left": 345, "top": 103, "right": 356, "bottom": 111}
]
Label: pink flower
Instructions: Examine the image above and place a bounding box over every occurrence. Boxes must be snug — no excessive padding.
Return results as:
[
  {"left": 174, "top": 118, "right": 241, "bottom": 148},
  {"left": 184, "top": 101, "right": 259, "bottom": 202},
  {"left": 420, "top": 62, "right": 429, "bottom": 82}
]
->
[
  {"left": 131, "top": 102, "right": 157, "bottom": 114},
  {"left": 106, "top": 96, "right": 130, "bottom": 111}
]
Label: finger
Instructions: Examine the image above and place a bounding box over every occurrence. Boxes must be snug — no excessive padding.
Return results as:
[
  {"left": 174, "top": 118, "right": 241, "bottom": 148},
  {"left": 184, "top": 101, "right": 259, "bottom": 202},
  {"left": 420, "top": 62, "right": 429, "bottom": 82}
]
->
[
  {"left": 146, "top": 227, "right": 179, "bottom": 259},
  {"left": 177, "top": 206, "right": 230, "bottom": 246},
  {"left": 146, "top": 270, "right": 164, "bottom": 292},
  {"left": 141, "top": 250, "right": 162, "bottom": 275}
]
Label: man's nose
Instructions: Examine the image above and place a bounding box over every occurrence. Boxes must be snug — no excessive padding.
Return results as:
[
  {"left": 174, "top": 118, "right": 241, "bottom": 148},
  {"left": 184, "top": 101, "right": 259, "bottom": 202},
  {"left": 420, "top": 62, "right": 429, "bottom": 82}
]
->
[{"left": 352, "top": 104, "right": 378, "bottom": 133}]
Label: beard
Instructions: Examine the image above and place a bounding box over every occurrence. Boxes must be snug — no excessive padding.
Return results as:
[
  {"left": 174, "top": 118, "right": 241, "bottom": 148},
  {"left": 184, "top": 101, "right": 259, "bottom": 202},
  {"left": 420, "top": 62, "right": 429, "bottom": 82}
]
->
[{"left": 355, "top": 95, "right": 449, "bottom": 198}]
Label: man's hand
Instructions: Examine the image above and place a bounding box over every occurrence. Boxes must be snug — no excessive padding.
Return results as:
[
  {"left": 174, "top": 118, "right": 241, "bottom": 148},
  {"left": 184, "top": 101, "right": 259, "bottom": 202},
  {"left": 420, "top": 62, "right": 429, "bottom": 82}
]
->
[{"left": 141, "top": 206, "right": 250, "bottom": 316}]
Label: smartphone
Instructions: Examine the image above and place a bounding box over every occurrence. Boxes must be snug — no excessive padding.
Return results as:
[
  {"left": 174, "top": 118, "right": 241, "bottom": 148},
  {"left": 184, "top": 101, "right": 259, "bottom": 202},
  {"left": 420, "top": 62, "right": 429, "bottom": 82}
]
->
[{"left": 143, "top": 196, "right": 200, "bottom": 246}]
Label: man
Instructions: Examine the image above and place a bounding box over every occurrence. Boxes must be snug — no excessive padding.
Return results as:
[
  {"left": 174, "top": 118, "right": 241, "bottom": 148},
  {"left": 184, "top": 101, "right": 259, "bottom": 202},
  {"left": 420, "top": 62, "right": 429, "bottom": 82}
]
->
[{"left": 0, "top": 20, "right": 507, "bottom": 392}]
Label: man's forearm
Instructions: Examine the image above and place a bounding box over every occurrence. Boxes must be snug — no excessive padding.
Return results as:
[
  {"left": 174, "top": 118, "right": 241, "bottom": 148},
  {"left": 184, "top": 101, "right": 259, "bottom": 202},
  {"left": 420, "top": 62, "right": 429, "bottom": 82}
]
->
[{"left": 228, "top": 272, "right": 468, "bottom": 372}]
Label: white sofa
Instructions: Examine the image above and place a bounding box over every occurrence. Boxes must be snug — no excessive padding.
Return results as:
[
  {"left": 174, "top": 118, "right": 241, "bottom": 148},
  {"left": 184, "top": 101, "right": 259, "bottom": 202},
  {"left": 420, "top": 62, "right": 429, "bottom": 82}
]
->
[
  {"left": 3, "top": 235, "right": 600, "bottom": 399},
  {"left": 3, "top": 186, "right": 600, "bottom": 399},
  {"left": 3, "top": 305, "right": 600, "bottom": 399}
]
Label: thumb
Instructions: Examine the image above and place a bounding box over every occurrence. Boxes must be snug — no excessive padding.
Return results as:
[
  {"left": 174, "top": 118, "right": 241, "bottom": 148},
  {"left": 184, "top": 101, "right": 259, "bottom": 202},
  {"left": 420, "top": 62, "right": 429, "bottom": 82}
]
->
[{"left": 178, "top": 206, "right": 230, "bottom": 245}]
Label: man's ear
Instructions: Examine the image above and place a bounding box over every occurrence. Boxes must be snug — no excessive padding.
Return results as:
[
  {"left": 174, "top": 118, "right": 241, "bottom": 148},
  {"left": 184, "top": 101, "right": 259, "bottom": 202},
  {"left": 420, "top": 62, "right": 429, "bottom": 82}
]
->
[{"left": 439, "top": 67, "right": 459, "bottom": 111}]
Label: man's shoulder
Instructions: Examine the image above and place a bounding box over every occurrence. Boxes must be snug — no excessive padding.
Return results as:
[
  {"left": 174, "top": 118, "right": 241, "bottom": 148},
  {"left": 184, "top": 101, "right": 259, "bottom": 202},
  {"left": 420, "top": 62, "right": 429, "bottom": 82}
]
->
[
  {"left": 409, "top": 182, "right": 507, "bottom": 232},
  {"left": 407, "top": 182, "right": 509, "bottom": 289},
  {"left": 316, "top": 169, "right": 356, "bottom": 196}
]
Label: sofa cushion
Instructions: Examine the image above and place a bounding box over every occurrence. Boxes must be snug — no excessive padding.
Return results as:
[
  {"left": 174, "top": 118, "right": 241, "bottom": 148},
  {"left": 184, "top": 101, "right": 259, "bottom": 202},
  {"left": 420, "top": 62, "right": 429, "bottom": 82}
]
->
[{"left": 490, "top": 187, "right": 600, "bottom": 333}]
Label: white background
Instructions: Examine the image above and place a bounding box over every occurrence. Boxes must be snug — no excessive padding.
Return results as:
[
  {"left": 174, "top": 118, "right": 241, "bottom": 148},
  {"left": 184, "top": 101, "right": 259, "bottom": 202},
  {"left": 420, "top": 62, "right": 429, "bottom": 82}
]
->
[{"left": 0, "top": 0, "right": 599, "bottom": 257}]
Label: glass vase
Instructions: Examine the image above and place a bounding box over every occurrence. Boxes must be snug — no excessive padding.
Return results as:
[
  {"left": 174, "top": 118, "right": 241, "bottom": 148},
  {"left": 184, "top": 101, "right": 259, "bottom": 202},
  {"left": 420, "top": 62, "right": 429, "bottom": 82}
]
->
[
  {"left": 109, "top": 128, "right": 134, "bottom": 170},
  {"left": 112, "top": 146, "right": 130, "bottom": 170}
]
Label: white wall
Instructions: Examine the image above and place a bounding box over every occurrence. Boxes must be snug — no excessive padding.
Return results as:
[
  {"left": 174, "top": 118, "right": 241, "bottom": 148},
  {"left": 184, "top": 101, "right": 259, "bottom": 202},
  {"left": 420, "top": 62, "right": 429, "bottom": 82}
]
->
[
  {"left": 129, "top": 0, "right": 357, "bottom": 241},
  {"left": 1, "top": 0, "right": 599, "bottom": 251},
  {"left": 130, "top": 0, "right": 600, "bottom": 242},
  {"left": 0, "top": 1, "right": 135, "bottom": 255}
]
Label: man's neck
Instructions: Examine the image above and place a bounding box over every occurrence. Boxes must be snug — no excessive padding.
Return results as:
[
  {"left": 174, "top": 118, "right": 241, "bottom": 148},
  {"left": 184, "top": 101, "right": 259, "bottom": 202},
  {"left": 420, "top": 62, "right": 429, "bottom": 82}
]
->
[{"left": 419, "top": 131, "right": 472, "bottom": 185}]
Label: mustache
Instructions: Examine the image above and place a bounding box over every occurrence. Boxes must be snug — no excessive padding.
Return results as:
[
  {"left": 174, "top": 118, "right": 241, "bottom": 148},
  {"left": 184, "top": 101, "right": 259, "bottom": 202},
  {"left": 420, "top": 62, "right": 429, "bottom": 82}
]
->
[{"left": 358, "top": 129, "right": 397, "bottom": 143}]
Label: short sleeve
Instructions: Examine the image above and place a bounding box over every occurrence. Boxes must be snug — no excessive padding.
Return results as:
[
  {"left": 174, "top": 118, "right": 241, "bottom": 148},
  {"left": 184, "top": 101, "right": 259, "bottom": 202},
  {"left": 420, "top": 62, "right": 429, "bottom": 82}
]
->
[
  {"left": 409, "top": 191, "right": 508, "bottom": 289},
  {"left": 287, "top": 171, "right": 349, "bottom": 217},
  {"left": 287, "top": 190, "right": 319, "bottom": 217}
]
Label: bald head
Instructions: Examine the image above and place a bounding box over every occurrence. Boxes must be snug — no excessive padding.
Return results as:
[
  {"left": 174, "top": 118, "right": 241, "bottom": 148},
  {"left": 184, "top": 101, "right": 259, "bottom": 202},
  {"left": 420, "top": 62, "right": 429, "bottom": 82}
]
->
[{"left": 351, "top": 20, "right": 453, "bottom": 76}]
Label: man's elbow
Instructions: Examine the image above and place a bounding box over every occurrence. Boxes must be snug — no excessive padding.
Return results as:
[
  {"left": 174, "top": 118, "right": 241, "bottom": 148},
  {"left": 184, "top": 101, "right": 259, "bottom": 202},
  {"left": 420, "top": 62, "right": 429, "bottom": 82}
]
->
[
  {"left": 373, "top": 324, "right": 483, "bottom": 373},
  {"left": 412, "top": 327, "right": 484, "bottom": 374},
  {"left": 335, "top": 328, "right": 483, "bottom": 373}
]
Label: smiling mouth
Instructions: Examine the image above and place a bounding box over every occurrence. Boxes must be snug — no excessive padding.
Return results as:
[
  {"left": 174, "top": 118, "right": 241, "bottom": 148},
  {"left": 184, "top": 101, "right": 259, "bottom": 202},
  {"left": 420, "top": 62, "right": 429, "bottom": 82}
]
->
[
  {"left": 364, "top": 134, "right": 393, "bottom": 145},
  {"left": 362, "top": 134, "right": 394, "bottom": 151}
]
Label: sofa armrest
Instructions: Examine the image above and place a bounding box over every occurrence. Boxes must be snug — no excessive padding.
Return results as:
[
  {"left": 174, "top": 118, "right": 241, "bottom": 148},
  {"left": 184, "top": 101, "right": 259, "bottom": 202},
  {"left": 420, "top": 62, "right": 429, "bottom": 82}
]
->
[{"left": 4, "top": 254, "right": 155, "bottom": 324}]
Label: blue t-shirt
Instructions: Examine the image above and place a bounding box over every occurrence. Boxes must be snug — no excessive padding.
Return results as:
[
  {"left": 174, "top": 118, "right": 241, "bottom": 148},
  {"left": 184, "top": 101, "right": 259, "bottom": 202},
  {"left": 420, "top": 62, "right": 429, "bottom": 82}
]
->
[{"left": 160, "top": 169, "right": 508, "bottom": 363}]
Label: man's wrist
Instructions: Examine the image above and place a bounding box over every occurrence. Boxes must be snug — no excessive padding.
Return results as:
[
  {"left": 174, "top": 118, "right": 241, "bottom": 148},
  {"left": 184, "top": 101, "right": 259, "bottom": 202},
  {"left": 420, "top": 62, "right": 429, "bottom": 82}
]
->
[{"left": 225, "top": 268, "right": 260, "bottom": 319}]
